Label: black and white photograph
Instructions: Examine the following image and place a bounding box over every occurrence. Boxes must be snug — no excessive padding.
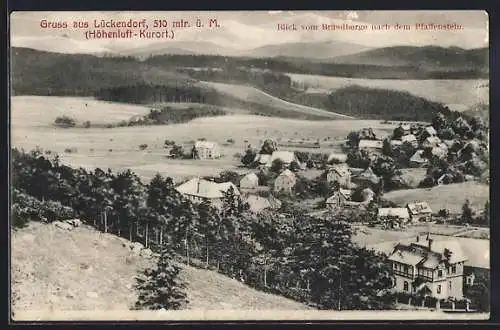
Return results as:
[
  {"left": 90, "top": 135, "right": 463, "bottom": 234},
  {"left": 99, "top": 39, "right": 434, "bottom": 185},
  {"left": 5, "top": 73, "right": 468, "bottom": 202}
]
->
[{"left": 9, "top": 10, "right": 490, "bottom": 321}]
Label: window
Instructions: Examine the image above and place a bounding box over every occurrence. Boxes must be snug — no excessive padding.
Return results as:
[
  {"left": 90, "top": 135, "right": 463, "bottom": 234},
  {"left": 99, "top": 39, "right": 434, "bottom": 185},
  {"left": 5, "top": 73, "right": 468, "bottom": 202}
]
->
[
  {"left": 437, "top": 285, "right": 441, "bottom": 294},
  {"left": 393, "top": 263, "right": 397, "bottom": 269},
  {"left": 449, "top": 281, "right": 452, "bottom": 290},
  {"left": 404, "top": 281, "right": 409, "bottom": 291},
  {"left": 451, "top": 265, "right": 456, "bottom": 274},
  {"left": 438, "top": 270, "right": 443, "bottom": 277}
]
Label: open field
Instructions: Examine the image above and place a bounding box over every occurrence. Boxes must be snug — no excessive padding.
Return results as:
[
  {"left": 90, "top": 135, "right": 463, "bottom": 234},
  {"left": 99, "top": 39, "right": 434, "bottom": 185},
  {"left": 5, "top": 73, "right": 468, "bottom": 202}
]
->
[
  {"left": 287, "top": 74, "right": 489, "bottom": 111},
  {"left": 11, "top": 221, "right": 311, "bottom": 315},
  {"left": 383, "top": 182, "right": 489, "bottom": 214},
  {"left": 198, "top": 81, "right": 354, "bottom": 119},
  {"left": 12, "top": 96, "right": 397, "bottom": 182}
]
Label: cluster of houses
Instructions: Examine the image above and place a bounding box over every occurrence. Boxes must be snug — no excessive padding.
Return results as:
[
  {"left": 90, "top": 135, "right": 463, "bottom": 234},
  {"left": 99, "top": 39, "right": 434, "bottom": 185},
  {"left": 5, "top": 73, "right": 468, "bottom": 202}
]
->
[{"left": 377, "top": 201, "right": 433, "bottom": 229}]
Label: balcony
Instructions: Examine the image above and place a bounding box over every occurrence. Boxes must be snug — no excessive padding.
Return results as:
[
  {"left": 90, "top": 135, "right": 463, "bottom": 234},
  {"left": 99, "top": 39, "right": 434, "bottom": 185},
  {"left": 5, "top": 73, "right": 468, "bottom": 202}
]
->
[{"left": 393, "top": 269, "right": 414, "bottom": 278}]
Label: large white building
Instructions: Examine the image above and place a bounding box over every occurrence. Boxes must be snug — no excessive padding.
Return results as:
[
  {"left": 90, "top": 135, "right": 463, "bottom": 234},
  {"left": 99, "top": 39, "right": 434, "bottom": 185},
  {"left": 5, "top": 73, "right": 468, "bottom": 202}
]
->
[
  {"left": 175, "top": 177, "right": 240, "bottom": 210},
  {"left": 193, "top": 141, "right": 221, "bottom": 159},
  {"left": 386, "top": 236, "right": 467, "bottom": 301}
]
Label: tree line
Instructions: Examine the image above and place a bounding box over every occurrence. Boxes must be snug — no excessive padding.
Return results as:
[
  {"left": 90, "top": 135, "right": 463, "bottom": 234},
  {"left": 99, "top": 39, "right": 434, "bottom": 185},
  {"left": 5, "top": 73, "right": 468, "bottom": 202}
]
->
[{"left": 11, "top": 147, "right": 395, "bottom": 310}]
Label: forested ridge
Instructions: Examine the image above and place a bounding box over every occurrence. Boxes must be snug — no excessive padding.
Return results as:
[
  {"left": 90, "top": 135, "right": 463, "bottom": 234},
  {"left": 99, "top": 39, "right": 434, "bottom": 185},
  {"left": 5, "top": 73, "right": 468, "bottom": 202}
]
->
[{"left": 11, "top": 147, "right": 395, "bottom": 310}]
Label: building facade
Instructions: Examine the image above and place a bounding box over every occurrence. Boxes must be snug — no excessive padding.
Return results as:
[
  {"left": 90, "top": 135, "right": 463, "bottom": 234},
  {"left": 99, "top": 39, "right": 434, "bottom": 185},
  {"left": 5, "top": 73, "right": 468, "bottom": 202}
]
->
[
  {"left": 389, "top": 236, "right": 467, "bottom": 301},
  {"left": 194, "top": 141, "right": 221, "bottom": 159},
  {"left": 407, "top": 202, "right": 433, "bottom": 222},
  {"left": 326, "top": 164, "right": 351, "bottom": 188},
  {"left": 274, "top": 169, "right": 297, "bottom": 194}
]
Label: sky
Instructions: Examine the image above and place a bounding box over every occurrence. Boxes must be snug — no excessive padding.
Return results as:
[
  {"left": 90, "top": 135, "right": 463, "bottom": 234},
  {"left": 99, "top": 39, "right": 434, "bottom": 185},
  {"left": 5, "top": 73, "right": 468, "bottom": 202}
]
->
[{"left": 9, "top": 11, "right": 489, "bottom": 54}]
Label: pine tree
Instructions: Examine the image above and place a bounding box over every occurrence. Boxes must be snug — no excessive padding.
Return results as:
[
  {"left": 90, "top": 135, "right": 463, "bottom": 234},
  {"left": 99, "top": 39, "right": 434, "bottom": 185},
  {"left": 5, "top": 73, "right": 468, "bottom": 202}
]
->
[
  {"left": 461, "top": 199, "right": 473, "bottom": 224},
  {"left": 134, "top": 247, "right": 188, "bottom": 310}
]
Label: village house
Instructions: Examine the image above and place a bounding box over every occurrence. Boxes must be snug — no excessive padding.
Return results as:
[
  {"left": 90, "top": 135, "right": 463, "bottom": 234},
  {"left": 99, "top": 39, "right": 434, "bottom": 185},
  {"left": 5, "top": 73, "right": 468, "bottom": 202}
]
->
[
  {"left": 407, "top": 202, "right": 433, "bottom": 222},
  {"left": 390, "top": 140, "right": 403, "bottom": 148},
  {"left": 193, "top": 140, "right": 221, "bottom": 159},
  {"left": 327, "top": 188, "right": 375, "bottom": 210},
  {"left": 244, "top": 194, "right": 282, "bottom": 214},
  {"left": 325, "top": 189, "right": 352, "bottom": 209},
  {"left": 327, "top": 152, "right": 348, "bottom": 164},
  {"left": 368, "top": 235, "right": 489, "bottom": 306},
  {"left": 387, "top": 236, "right": 468, "bottom": 301},
  {"left": 422, "top": 136, "right": 442, "bottom": 149},
  {"left": 424, "top": 126, "right": 438, "bottom": 137},
  {"left": 352, "top": 167, "right": 380, "bottom": 189},
  {"left": 175, "top": 177, "right": 240, "bottom": 210},
  {"left": 274, "top": 169, "right": 297, "bottom": 194},
  {"left": 401, "top": 123, "right": 412, "bottom": 135},
  {"left": 253, "top": 153, "right": 271, "bottom": 167},
  {"left": 262, "top": 151, "right": 300, "bottom": 168},
  {"left": 377, "top": 207, "right": 411, "bottom": 228},
  {"left": 326, "top": 163, "right": 351, "bottom": 188},
  {"left": 409, "top": 150, "right": 428, "bottom": 167},
  {"left": 431, "top": 143, "right": 449, "bottom": 159},
  {"left": 401, "top": 134, "right": 418, "bottom": 147},
  {"left": 358, "top": 139, "right": 383, "bottom": 151},
  {"left": 239, "top": 172, "right": 259, "bottom": 191}
]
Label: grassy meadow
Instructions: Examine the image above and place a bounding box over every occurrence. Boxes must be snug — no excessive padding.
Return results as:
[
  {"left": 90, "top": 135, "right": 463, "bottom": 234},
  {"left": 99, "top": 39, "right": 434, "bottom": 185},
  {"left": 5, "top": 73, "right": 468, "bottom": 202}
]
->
[{"left": 12, "top": 96, "right": 397, "bottom": 182}]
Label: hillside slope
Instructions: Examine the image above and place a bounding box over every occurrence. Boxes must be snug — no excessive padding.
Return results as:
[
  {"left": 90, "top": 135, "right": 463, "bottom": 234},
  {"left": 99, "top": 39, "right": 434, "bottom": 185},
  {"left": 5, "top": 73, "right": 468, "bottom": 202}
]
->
[
  {"left": 11, "top": 47, "right": 195, "bottom": 96},
  {"left": 11, "top": 222, "right": 310, "bottom": 316},
  {"left": 198, "top": 81, "right": 354, "bottom": 119}
]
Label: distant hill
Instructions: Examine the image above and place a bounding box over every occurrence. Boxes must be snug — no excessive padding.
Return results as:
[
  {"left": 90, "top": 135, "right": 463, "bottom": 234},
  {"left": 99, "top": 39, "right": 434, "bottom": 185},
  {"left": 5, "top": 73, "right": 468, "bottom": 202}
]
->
[
  {"left": 11, "top": 47, "right": 195, "bottom": 95},
  {"left": 121, "top": 41, "right": 238, "bottom": 59},
  {"left": 238, "top": 41, "right": 371, "bottom": 60},
  {"left": 463, "top": 103, "right": 489, "bottom": 123},
  {"left": 331, "top": 46, "right": 489, "bottom": 71}
]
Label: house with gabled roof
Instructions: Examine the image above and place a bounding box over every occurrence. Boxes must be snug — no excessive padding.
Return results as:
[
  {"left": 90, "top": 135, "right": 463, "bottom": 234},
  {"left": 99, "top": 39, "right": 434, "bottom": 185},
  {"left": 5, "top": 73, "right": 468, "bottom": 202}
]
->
[
  {"left": 274, "top": 169, "right": 297, "bottom": 194},
  {"left": 193, "top": 140, "right": 221, "bottom": 159},
  {"left": 423, "top": 136, "right": 442, "bottom": 149},
  {"left": 378, "top": 207, "right": 410, "bottom": 228},
  {"left": 386, "top": 235, "right": 467, "bottom": 301},
  {"left": 410, "top": 150, "right": 428, "bottom": 167},
  {"left": 358, "top": 139, "right": 383, "bottom": 150},
  {"left": 352, "top": 167, "right": 380, "bottom": 189},
  {"left": 401, "top": 134, "right": 418, "bottom": 147},
  {"left": 326, "top": 163, "right": 351, "bottom": 188},
  {"left": 245, "top": 194, "right": 281, "bottom": 214},
  {"left": 425, "top": 126, "right": 437, "bottom": 137},
  {"left": 175, "top": 177, "right": 240, "bottom": 210},
  {"left": 239, "top": 172, "right": 259, "bottom": 190},
  {"left": 407, "top": 201, "right": 433, "bottom": 222},
  {"left": 264, "top": 151, "right": 300, "bottom": 168}
]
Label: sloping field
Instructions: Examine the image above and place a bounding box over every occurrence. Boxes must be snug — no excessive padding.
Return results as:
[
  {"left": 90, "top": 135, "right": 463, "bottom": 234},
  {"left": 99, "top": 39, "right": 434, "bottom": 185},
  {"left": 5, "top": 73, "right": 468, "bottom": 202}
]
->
[
  {"left": 287, "top": 73, "right": 489, "bottom": 110},
  {"left": 383, "top": 182, "right": 489, "bottom": 214},
  {"left": 11, "top": 96, "right": 152, "bottom": 128},
  {"left": 12, "top": 96, "right": 397, "bottom": 182},
  {"left": 198, "top": 81, "right": 354, "bottom": 119},
  {"left": 11, "top": 222, "right": 310, "bottom": 317}
]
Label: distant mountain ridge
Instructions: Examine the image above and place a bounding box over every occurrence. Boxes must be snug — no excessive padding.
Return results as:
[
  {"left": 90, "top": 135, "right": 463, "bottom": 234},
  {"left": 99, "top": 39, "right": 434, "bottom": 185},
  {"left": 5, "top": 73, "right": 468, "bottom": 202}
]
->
[{"left": 331, "top": 45, "right": 489, "bottom": 71}]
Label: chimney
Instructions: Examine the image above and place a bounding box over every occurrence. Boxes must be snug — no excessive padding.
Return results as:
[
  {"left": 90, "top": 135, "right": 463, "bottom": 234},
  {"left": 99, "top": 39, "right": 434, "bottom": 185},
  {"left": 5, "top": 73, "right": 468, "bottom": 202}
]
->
[
  {"left": 416, "top": 236, "right": 420, "bottom": 242},
  {"left": 428, "top": 238, "right": 433, "bottom": 251}
]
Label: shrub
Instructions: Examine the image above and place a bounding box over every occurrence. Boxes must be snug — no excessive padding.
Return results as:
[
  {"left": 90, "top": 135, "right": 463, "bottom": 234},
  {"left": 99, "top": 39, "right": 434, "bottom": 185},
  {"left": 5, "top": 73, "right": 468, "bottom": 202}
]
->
[
  {"left": 226, "top": 138, "right": 235, "bottom": 144},
  {"left": 54, "top": 116, "right": 76, "bottom": 128},
  {"left": 82, "top": 121, "right": 91, "bottom": 128},
  {"left": 139, "top": 144, "right": 148, "bottom": 151}
]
